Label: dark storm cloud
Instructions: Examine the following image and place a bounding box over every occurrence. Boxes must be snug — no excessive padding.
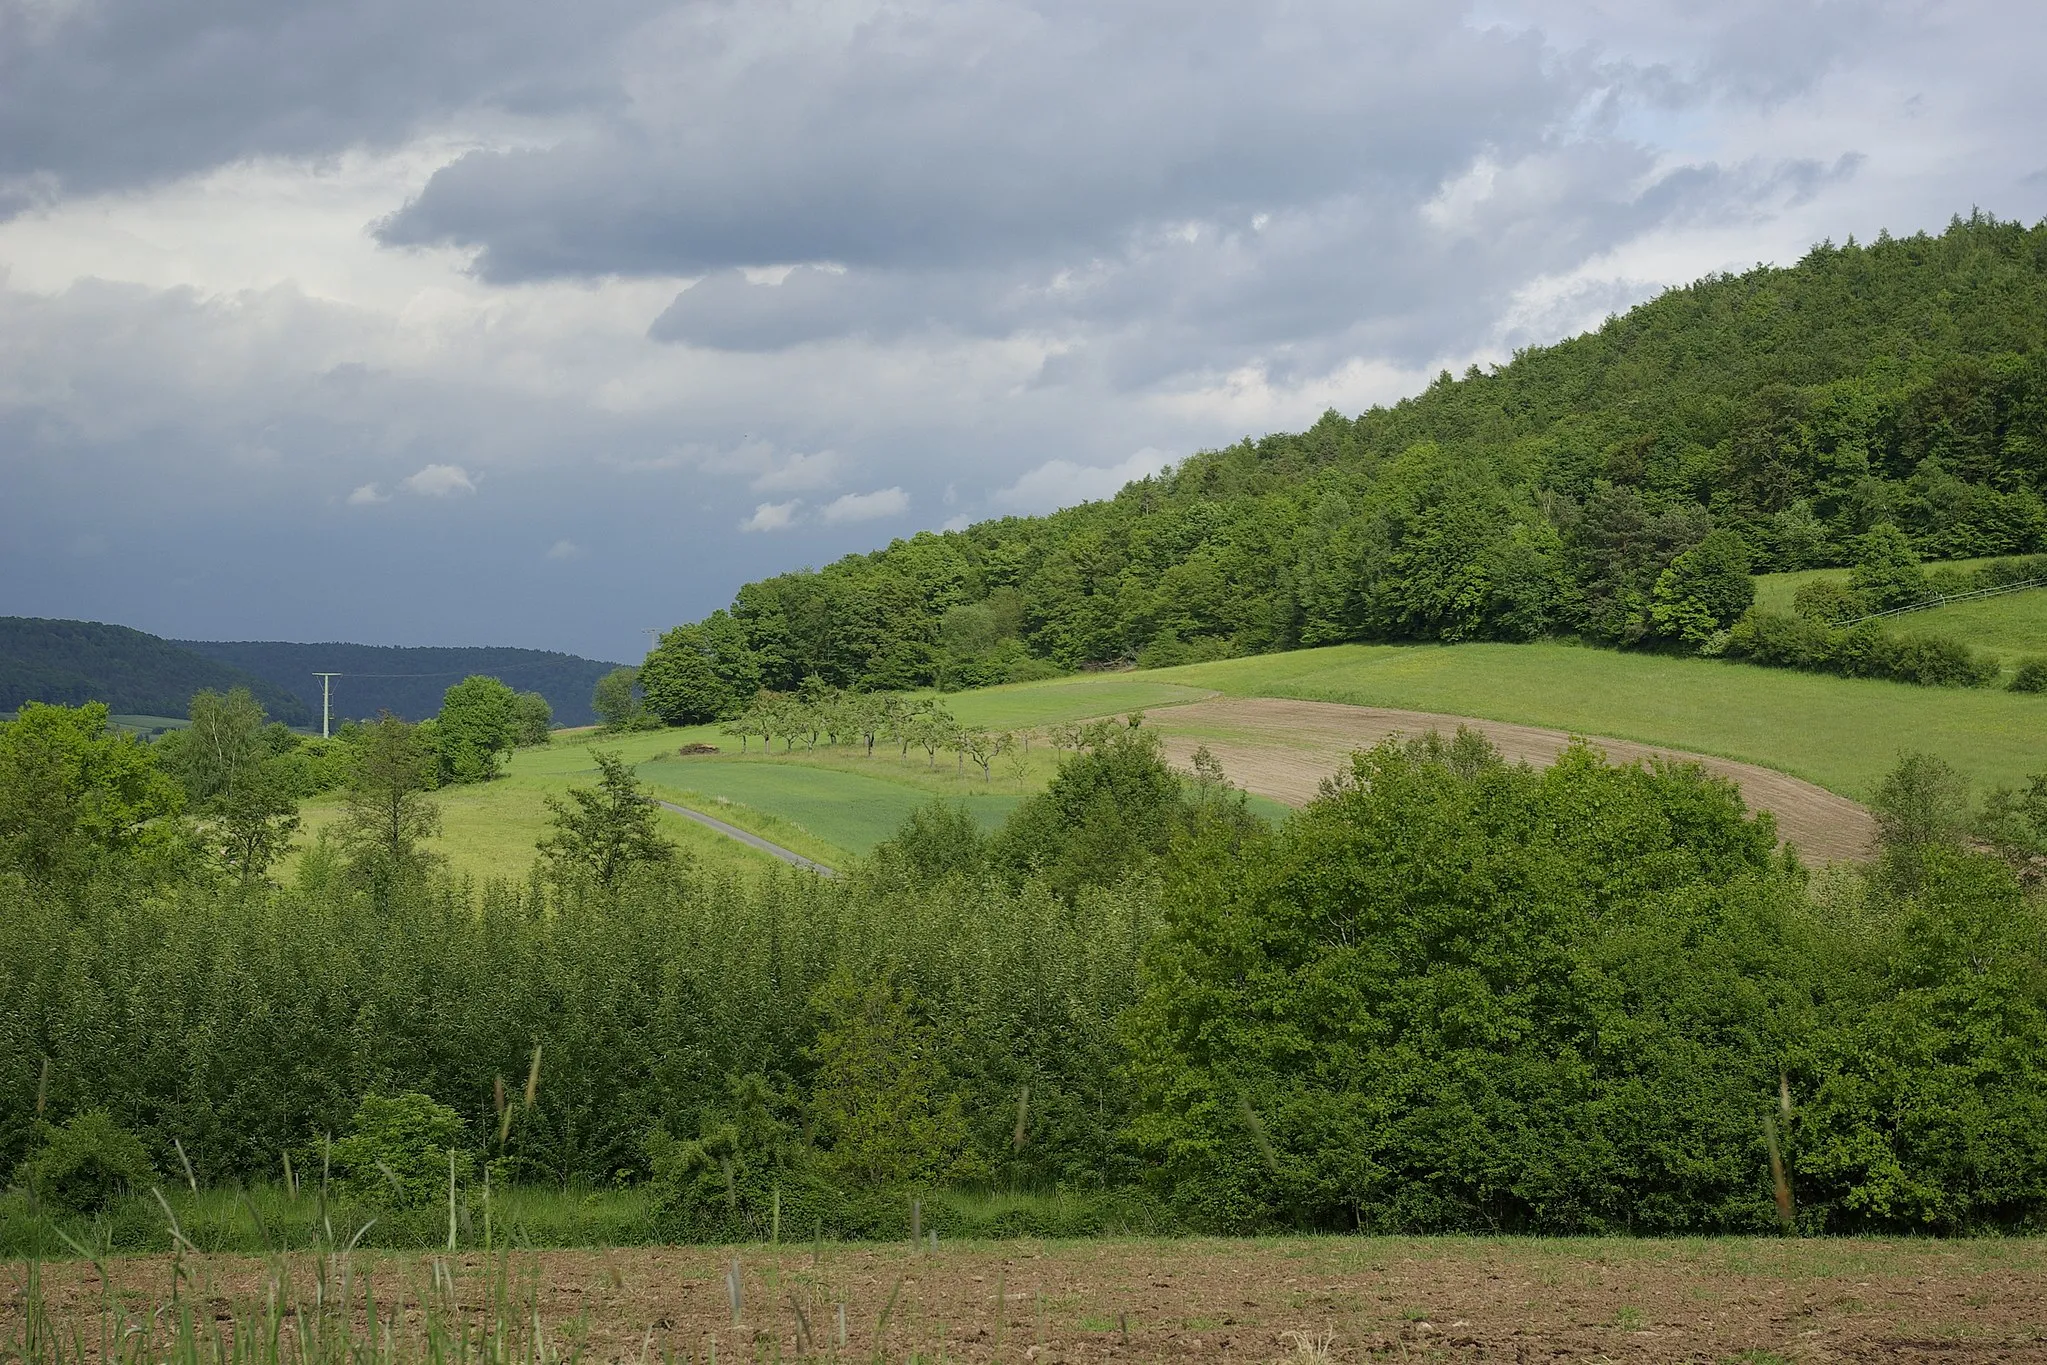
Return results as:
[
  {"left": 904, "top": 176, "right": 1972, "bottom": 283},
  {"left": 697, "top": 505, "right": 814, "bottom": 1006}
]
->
[
  {"left": 376, "top": 2, "right": 1575, "bottom": 280},
  {"left": 0, "top": 0, "right": 664, "bottom": 211}
]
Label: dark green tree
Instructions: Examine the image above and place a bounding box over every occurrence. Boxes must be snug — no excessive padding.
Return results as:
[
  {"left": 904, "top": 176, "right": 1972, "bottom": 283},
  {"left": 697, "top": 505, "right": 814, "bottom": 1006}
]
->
[
  {"left": 512, "top": 690, "right": 554, "bottom": 746},
  {"left": 1849, "top": 523, "right": 1928, "bottom": 611},
  {"left": 592, "top": 666, "right": 652, "bottom": 732}
]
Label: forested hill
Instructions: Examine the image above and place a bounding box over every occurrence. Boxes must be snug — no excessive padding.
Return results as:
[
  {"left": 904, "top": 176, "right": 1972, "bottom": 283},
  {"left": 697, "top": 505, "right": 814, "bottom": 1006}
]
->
[
  {"left": 642, "top": 212, "right": 2047, "bottom": 708},
  {"left": 176, "top": 641, "right": 623, "bottom": 727},
  {"left": 0, "top": 619, "right": 311, "bottom": 725}
]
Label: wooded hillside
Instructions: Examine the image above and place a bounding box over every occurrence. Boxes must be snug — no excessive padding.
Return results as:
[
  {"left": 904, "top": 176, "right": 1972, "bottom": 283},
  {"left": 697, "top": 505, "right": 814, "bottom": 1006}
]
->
[{"left": 649, "top": 213, "right": 2047, "bottom": 703}]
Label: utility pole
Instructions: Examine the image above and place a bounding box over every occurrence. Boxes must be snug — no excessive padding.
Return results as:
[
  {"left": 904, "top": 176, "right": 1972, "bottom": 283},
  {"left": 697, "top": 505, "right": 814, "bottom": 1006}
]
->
[
  {"left": 643, "top": 628, "right": 661, "bottom": 655},
  {"left": 312, "top": 673, "right": 340, "bottom": 739}
]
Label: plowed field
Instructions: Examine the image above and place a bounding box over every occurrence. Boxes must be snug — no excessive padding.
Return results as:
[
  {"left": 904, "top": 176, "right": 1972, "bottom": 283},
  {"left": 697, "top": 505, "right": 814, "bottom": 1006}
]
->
[{"left": 17, "top": 1237, "right": 2047, "bottom": 1363}]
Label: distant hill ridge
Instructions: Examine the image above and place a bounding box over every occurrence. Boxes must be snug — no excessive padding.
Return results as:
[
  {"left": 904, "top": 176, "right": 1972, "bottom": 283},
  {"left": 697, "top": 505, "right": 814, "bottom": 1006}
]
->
[
  {"left": 0, "top": 618, "right": 310, "bottom": 726},
  {"left": 1, "top": 618, "right": 622, "bottom": 728},
  {"left": 176, "top": 640, "right": 623, "bottom": 727}
]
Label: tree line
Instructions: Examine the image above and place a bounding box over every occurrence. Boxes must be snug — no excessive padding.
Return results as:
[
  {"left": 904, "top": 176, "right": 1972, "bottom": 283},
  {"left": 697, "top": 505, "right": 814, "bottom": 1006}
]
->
[
  {"left": 8, "top": 690, "right": 2047, "bottom": 1237},
  {"left": 633, "top": 214, "right": 2047, "bottom": 698}
]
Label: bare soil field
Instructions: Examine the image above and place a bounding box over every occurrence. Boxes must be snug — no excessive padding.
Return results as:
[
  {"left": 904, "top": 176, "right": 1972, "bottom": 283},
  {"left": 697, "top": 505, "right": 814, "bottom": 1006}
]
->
[
  {"left": 1149, "top": 698, "right": 1877, "bottom": 864},
  {"left": 16, "top": 1237, "right": 2047, "bottom": 1363}
]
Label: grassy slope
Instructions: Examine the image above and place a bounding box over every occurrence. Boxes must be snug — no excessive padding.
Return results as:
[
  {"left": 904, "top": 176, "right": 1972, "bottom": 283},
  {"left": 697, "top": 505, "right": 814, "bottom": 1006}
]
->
[
  {"left": 1754, "top": 560, "right": 2045, "bottom": 672},
  {"left": 940, "top": 643, "right": 2047, "bottom": 802}
]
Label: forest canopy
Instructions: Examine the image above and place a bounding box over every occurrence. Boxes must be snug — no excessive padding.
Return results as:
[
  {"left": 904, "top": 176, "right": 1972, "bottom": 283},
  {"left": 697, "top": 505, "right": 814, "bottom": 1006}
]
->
[{"left": 644, "top": 213, "right": 2047, "bottom": 703}]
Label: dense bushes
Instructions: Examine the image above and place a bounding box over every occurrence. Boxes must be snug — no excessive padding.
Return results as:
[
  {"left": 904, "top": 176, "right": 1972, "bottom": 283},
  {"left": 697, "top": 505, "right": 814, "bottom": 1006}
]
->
[
  {"left": 1724, "top": 611, "right": 2000, "bottom": 686},
  {"left": 1126, "top": 734, "right": 2047, "bottom": 1233}
]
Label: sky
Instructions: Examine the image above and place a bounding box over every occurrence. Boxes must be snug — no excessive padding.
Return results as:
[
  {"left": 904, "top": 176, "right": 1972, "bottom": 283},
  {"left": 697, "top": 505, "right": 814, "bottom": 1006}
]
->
[{"left": 2, "top": 0, "right": 2043, "bottom": 662}]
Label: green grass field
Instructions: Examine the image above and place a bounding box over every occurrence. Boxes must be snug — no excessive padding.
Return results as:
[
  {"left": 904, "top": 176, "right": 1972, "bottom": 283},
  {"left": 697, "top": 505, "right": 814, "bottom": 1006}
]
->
[
  {"left": 934, "top": 641, "right": 2047, "bottom": 802},
  {"left": 289, "top": 627, "right": 2047, "bottom": 882}
]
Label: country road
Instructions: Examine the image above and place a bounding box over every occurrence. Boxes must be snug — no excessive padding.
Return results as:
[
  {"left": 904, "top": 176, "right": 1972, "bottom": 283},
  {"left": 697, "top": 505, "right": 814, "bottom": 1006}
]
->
[{"left": 654, "top": 798, "right": 838, "bottom": 875}]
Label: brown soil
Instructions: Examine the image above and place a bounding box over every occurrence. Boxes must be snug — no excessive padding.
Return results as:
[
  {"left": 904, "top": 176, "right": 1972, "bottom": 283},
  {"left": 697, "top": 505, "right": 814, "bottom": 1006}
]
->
[
  {"left": 1148, "top": 697, "right": 1876, "bottom": 864},
  {"left": 17, "top": 1238, "right": 2046, "bottom": 1362}
]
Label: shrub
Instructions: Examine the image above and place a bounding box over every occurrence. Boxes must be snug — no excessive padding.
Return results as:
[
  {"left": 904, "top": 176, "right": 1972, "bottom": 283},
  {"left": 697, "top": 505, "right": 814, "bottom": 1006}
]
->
[
  {"left": 1724, "top": 609, "right": 1836, "bottom": 670},
  {"left": 1848, "top": 523, "right": 1928, "bottom": 611},
  {"left": 17, "top": 1111, "right": 155, "bottom": 1211},
  {"left": 2013, "top": 659, "right": 2047, "bottom": 694},
  {"left": 331, "top": 1092, "right": 473, "bottom": 1207},
  {"left": 1791, "top": 579, "right": 1868, "bottom": 624},
  {"left": 1882, "top": 633, "right": 2001, "bottom": 688}
]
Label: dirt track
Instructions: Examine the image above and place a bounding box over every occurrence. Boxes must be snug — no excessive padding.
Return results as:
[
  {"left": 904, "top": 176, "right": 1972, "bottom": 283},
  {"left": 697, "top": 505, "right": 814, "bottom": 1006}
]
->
[
  {"left": 1149, "top": 697, "right": 1875, "bottom": 864},
  {"left": 18, "top": 1238, "right": 2046, "bottom": 1363}
]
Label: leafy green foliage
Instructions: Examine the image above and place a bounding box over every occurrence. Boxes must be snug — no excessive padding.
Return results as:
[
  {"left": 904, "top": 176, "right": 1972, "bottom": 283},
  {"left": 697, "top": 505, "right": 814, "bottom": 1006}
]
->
[
  {"left": 435, "top": 675, "right": 520, "bottom": 783},
  {"left": 0, "top": 701, "right": 183, "bottom": 883},
  {"left": 333, "top": 714, "right": 441, "bottom": 898},
  {"left": 16, "top": 1111, "right": 155, "bottom": 1211},
  {"left": 1125, "top": 732, "right": 1794, "bottom": 1233},
  {"left": 591, "top": 666, "right": 656, "bottom": 732},
  {"left": 1724, "top": 612, "right": 2000, "bottom": 686},
  {"left": 537, "top": 750, "right": 676, "bottom": 889},
  {"left": 2012, "top": 658, "right": 2047, "bottom": 693},
  {"left": 1651, "top": 528, "right": 1755, "bottom": 644},
  {"left": 0, "top": 618, "right": 310, "bottom": 725},
  {"left": 331, "top": 1092, "right": 473, "bottom": 1207},
  {"left": 178, "top": 639, "right": 618, "bottom": 727},
  {"left": 808, "top": 970, "right": 976, "bottom": 1188},
  {"left": 511, "top": 691, "right": 554, "bottom": 746}
]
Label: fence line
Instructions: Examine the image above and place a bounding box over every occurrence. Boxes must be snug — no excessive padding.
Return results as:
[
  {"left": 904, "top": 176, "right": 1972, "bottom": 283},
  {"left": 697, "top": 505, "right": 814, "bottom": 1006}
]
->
[{"left": 1846, "top": 575, "right": 2044, "bottom": 627}]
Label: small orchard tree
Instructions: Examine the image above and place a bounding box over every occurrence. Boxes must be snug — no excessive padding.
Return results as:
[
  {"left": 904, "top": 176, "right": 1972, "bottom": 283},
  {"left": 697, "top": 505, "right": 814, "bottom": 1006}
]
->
[{"left": 538, "top": 749, "right": 676, "bottom": 890}]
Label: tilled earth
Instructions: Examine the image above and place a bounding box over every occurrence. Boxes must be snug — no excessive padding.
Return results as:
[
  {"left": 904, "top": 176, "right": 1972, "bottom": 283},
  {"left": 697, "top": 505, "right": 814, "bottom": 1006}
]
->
[
  {"left": 14, "top": 1237, "right": 2047, "bottom": 1362},
  {"left": 1147, "top": 697, "right": 1877, "bottom": 865}
]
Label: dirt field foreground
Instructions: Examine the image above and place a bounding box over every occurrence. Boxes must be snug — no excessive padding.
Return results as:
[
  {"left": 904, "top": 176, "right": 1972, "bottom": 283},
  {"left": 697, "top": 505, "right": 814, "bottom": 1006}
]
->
[{"left": 14, "top": 1236, "right": 2047, "bottom": 1363}]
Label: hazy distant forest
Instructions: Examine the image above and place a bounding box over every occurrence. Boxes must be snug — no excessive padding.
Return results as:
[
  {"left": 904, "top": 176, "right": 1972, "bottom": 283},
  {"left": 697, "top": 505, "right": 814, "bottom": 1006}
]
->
[{"left": 640, "top": 215, "right": 2047, "bottom": 706}]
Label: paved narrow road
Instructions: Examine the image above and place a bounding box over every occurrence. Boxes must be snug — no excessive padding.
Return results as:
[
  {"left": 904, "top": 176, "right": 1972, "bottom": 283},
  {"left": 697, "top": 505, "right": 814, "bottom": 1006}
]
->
[{"left": 653, "top": 799, "right": 838, "bottom": 876}]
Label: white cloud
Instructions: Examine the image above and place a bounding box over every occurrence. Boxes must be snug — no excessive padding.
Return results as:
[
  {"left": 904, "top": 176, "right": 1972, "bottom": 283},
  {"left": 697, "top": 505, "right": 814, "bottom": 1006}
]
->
[
  {"left": 993, "top": 450, "right": 1172, "bottom": 514},
  {"left": 750, "top": 448, "right": 843, "bottom": 493},
  {"left": 739, "top": 499, "right": 799, "bottom": 532},
  {"left": 401, "top": 463, "right": 477, "bottom": 497},
  {"left": 545, "top": 538, "right": 582, "bottom": 560},
  {"left": 346, "top": 482, "right": 388, "bottom": 506},
  {"left": 820, "top": 487, "right": 909, "bottom": 524}
]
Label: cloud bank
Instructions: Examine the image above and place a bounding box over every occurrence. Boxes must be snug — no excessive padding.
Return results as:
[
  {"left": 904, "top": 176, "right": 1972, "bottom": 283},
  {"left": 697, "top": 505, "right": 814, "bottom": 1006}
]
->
[{"left": 1, "top": 0, "right": 2043, "bottom": 659}]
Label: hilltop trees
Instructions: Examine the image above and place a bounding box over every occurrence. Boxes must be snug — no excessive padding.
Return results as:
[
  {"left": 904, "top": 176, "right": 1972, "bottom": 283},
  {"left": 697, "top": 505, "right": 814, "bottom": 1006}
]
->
[{"left": 628, "top": 216, "right": 2047, "bottom": 687}]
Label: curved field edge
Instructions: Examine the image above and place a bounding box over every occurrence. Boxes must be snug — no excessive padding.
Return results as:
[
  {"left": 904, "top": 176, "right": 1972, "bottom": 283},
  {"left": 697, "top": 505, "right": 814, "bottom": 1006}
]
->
[{"left": 948, "top": 642, "right": 2047, "bottom": 803}]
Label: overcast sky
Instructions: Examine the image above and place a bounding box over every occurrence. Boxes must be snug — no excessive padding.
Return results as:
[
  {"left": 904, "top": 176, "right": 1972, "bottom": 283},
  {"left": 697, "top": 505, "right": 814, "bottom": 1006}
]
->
[{"left": 3, "top": 0, "right": 2042, "bottom": 662}]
